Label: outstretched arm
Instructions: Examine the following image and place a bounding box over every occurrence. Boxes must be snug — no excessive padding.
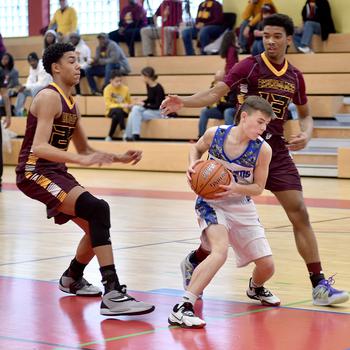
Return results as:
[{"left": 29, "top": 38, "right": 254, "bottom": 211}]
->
[{"left": 161, "top": 81, "right": 230, "bottom": 115}]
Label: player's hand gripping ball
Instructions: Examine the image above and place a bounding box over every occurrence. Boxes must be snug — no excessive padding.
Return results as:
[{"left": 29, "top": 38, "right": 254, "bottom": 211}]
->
[{"left": 190, "top": 160, "right": 231, "bottom": 199}]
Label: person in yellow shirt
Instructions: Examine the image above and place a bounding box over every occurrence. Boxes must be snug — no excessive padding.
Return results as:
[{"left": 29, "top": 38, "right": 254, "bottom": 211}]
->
[
  {"left": 103, "top": 70, "right": 131, "bottom": 141},
  {"left": 238, "top": 0, "right": 276, "bottom": 53},
  {"left": 49, "top": 0, "right": 78, "bottom": 38}
]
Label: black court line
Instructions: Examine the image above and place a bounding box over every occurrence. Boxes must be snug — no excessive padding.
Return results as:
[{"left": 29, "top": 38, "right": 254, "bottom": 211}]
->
[
  {"left": 0, "top": 236, "right": 200, "bottom": 267},
  {"left": 268, "top": 215, "right": 350, "bottom": 230}
]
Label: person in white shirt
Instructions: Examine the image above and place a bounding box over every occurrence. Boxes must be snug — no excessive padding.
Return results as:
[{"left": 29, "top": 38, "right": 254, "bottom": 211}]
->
[
  {"left": 14, "top": 52, "right": 52, "bottom": 116},
  {"left": 69, "top": 32, "right": 91, "bottom": 95}
]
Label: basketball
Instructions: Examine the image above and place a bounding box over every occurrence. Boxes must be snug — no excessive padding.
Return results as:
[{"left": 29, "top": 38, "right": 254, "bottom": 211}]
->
[{"left": 190, "top": 160, "right": 231, "bottom": 199}]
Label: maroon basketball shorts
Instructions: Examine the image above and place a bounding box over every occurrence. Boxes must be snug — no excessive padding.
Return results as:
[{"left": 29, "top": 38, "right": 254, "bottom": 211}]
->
[
  {"left": 264, "top": 135, "right": 302, "bottom": 192},
  {"left": 16, "top": 168, "right": 81, "bottom": 225}
]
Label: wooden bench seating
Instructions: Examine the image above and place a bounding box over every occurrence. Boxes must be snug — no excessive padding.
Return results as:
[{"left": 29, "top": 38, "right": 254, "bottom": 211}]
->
[
  {"left": 5, "top": 33, "right": 350, "bottom": 60},
  {"left": 10, "top": 95, "right": 344, "bottom": 119},
  {"left": 13, "top": 53, "right": 350, "bottom": 79}
]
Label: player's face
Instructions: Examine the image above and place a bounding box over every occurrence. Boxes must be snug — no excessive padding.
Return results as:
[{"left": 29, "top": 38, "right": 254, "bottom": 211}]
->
[
  {"left": 242, "top": 110, "right": 271, "bottom": 140},
  {"left": 56, "top": 51, "right": 81, "bottom": 85},
  {"left": 262, "top": 25, "right": 291, "bottom": 61}
]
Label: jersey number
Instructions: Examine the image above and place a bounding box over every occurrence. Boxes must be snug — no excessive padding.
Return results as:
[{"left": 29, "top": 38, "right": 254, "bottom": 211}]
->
[{"left": 259, "top": 92, "right": 291, "bottom": 120}]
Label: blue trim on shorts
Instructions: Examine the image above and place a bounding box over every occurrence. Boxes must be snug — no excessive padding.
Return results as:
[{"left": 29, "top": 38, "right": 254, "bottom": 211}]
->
[{"left": 195, "top": 197, "right": 218, "bottom": 226}]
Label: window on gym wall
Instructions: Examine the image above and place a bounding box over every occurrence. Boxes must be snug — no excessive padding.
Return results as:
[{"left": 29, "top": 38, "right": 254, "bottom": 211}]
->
[
  {"left": 49, "top": 0, "right": 119, "bottom": 35},
  {"left": 0, "top": 0, "right": 29, "bottom": 37}
]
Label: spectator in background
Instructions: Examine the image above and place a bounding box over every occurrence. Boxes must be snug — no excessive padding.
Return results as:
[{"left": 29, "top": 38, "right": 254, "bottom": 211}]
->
[
  {"left": 219, "top": 30, "right": 239, "bottom": 74},
  {"left": 0, "top": 65, "right": 12, "bottom": 192},
  {"left": 85, "top": 33, "right": 131, "bottom": 96},
  {"left": 69, "top": 32, "right": 91, "bottom": 95},
  {"left": 0, "top": 34, "right": 6, "bottom": 60},
  {"left": 124, "top": 66, "right": 165, "bottom": 141},
  {"left": 141, "top": 0, "right": 182, "bottom": 56},
  {"left": 238, "top": 0, "right": 276, "bottom": 54},
  {"left": 0, "top": 53, "right": 20, "bottom": 98},
  {"left": 198, "top": 70, "right": 236, "bottom": 138},
  {"left": 181, "top": 0, "right": 225, "bottom": 55},
  {"left": 43, "top": 29, "right": 58, "bottom": 51},
  {"left": 14, "top": 52, "right": 52, "bottom": 116},
  {"left": 103, "top": 70, "right": 131, "bottom": 141},
  {"left": 49, "top": 0, "right": 78, "bottom": 39},
  {"left": 251, "top": 3, "right": 277, "bottom": 56},
  {"left": 294, "top": 0, "right": 335, "bottom": 54},
  {"left": 109, "top": 0, "right": 147, "bottom": 57}
]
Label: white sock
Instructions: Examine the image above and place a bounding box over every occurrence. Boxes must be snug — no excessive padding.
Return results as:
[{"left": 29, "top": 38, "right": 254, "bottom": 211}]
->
[{"left": 181, "top": 291, "right": 197, "bottom": 305}]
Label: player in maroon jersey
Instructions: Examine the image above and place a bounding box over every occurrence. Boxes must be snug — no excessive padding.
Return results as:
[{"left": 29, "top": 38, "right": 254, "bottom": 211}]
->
[
  {"left": 161, "top": 14, "right": 348, "bottom": 306},
  {"left": 16, "top": 43, "right": 154, "bottom": 317}
]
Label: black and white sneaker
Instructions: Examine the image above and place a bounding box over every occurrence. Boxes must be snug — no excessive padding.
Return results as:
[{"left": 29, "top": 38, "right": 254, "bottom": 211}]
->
[
  {"left": 100, "top": 285, "right": 155, "bottom": 316},
  {"left": 168, "top": 302, "right": 206, "bottom": 328},
  {"left": 246, "top": 278, "right": 280, "bottom": 306},
  {"left": 59, "top": 275, "right": 102, "bottom": 296}
]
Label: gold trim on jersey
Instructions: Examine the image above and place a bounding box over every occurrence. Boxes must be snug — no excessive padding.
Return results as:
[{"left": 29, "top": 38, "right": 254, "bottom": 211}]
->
[
  {"left": 50, "top": 82, "right": 75, "bottom": 110},
  {"left": 24, "top": 171, "right": 68, "bottom": 203},
  {"left": 261, "top": 52, "right": 289, "bottom": 77}
]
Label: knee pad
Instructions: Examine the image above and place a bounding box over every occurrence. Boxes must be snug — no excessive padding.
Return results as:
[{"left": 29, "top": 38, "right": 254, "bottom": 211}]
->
[{"left": 75, "top": 192, "right": 111, "bottom": 248}]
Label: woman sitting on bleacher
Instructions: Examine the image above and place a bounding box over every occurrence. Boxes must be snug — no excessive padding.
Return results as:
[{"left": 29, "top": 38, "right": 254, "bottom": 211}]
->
[
  {"left": 124, "top": 66, "right": 165, "bottom": 141},
  {"left": 0, "top": 53, "right": 20, "bottom": 98}
]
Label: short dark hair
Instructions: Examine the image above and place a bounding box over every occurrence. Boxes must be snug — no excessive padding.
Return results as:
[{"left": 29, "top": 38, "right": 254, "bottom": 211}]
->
[
  {"left": 27, "top": 52, "right": 39, "bottom": 62},
  {"left": 235, "top": 96, "right": 276, "bottom": 124},
  {"left": 262, "top": 13, "right": 294, "bottom": 36},
  {"left": 110, "top": 69, "right": 123, "bottom": 80},
  {"left": 141, "top": 66, "right": 158, "bottom": 81},
  {"left": 42, "top": 43, "right": 75, "bottom": 75}
]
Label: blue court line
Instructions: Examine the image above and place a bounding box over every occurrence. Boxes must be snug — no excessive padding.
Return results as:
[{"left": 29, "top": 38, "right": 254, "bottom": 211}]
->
[{"left": 0, "top": 335, "right": 91, "bottom": 350}]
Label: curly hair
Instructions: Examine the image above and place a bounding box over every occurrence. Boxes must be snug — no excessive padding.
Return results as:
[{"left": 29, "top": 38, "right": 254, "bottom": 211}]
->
[
  {"left": 42, "top": 43, "right": 75, "bottom": 75},
  {"left": 262, "top": 14, "right": 294, "bottom": 36}
]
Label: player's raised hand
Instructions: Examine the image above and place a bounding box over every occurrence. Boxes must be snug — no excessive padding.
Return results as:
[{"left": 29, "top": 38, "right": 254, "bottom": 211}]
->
[
  {"left": 160, "top": 95, "right": 183, "bottom": 115},
  {"left": 114, "top": 150, "right": 142, "bottom": 165},
  {"left": 79, "top": 152, "right": 115, "bottom": 166},
  {"left": 286, "top": 131, "right": 309, "bottom": 151}
]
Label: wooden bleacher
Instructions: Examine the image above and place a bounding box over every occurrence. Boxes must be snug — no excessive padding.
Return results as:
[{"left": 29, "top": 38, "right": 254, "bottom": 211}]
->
[{"left": 4, "top": 35, "right": 350, "bottom": 177}]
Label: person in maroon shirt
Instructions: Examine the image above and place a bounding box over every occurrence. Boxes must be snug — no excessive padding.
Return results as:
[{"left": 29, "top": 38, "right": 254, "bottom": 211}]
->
[
  {"left": 15, "top": 42, "right": 154, "bottom": 317},
  {"left": 181, "top": 0, "right": 225, "bottom": 55},
  {"left": 140, "top": 0, "right": 182, "bottom": 56},
  {"left": 161, "top": 14, "right": 348, "bottom": 306},
  {"left": 109, "top": 0, "right": 147, "bottom": 57}
]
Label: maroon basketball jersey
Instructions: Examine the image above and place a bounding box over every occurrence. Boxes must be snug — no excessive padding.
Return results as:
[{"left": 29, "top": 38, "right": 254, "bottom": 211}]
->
[
  {"left": 223, "top": 53, "right": 308, "bottom": 136},
  {"left": 16, "top": 82, "right": 78, "bottom": 173}
]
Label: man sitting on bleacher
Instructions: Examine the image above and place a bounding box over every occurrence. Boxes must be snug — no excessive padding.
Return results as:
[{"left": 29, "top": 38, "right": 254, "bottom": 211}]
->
[
  {"left": 85, "top": 33, "right": 131, "bottom": 96},
  {"left": 14, "top": 52, "right": 52, "bottom": 116}
]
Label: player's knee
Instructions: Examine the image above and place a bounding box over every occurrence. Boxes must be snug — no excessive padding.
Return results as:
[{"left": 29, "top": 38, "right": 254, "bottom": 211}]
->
[
  {"left": 211, "top": 246, "right": 228, "bottom": 265},
  {"left": 75, "top": 192, "right": 111, "bottom": 247},
  {"left": 256, "top": 256, "right": 275, "bottom": 277}
]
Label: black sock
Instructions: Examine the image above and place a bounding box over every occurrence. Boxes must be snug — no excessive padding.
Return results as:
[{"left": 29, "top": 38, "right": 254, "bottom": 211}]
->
[
  {"left": 64, "top": 258, "right": 87, "bottom": 280},
  {"left": 100, "top": 264, "right": 120, "bottom": 293},
  {"left": 310, "top": 273, "right": 325, "bottom": 288}
]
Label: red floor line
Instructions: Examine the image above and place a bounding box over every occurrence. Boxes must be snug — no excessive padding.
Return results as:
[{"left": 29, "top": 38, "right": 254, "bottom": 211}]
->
[{"left": 2, "top": 182, "right": 350, "bottom": 209}]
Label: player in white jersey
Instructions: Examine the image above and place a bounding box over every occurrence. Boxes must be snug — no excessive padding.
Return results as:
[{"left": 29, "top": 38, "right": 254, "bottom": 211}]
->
[{"left": 168, "top": 96, "right": 280, "bottom": 329}]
